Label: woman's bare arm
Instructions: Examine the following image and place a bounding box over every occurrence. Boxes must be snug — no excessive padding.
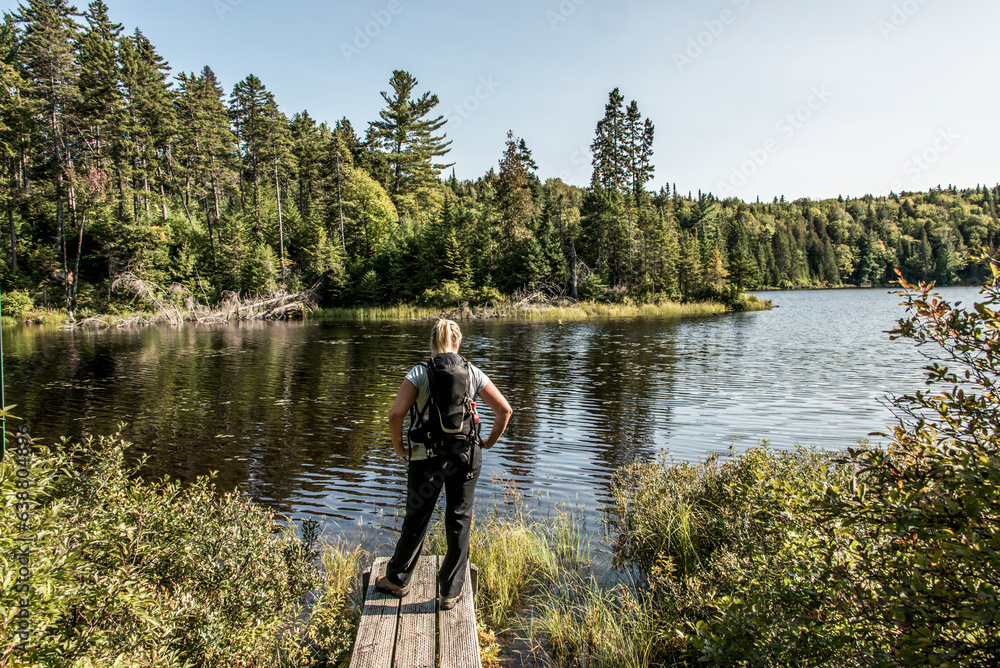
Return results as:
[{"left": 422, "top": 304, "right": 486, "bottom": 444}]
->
[
  {"left": 388, "top": 378, "right": 418, "bottom": 459},
  {"left": 478, "top": 381, "right": 513, "bottom": 449}
]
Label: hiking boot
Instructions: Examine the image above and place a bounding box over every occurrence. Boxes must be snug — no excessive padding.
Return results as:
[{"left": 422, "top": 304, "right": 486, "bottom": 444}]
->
[
  {"left": 375, "top": 575, "right": 408, "bottom": 598},
  {"left": 440, "top": 590, "right": 463, "bottom": 611}
]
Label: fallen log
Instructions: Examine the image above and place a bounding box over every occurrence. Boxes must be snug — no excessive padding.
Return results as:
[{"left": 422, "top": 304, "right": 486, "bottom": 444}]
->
[{"left": 263, "top": 300, "right": 313, "bottom": 320}]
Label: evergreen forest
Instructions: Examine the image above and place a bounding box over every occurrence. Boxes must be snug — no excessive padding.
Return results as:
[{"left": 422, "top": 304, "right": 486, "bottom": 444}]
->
[{"left": 1, "top": 0, "right": 996, "bottom": 317}]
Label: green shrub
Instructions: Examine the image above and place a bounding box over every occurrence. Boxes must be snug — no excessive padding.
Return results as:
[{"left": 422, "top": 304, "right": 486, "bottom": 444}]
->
[
  {"left": 576, "top": 274, "right": 608, "bottom": 302},
  {"left": 817, "top": 260, "right": 1000, "bottom": 665},
  {"left": 608, "top": 445, "right": 863, "bottom": 666},
  {"left": 418, "top": 280, "right": 463, "bottom": 308},
  {"left": 466, "top": 285, "right": 505, "bottom": 307},
  {"left": 0, "top": 430, "right": 359, "bottom": 668},
  {"left": 687, "top": 282, "right": 770, "bottom": 311},
  {"left": 1, "top": 289, "right": 35, "bottom": 320}
]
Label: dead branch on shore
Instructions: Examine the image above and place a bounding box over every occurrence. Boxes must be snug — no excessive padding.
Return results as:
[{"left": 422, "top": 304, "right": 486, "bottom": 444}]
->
[
  {"left": 112, "top": 272, "right": 183, "bottom": 325},
  {"left": 66, "top": 275, "right": 321, "bottom": 329}
]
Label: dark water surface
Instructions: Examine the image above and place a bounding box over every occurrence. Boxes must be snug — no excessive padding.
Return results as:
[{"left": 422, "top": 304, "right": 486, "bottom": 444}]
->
[{"left": 3, "top": 287, "right": 980, "bottom": 546}]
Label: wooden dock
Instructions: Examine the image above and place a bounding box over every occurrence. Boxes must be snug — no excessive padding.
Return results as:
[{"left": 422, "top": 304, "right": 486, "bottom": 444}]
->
[{"left": 349, "top": 556, "right": 481, "bottom": 668}]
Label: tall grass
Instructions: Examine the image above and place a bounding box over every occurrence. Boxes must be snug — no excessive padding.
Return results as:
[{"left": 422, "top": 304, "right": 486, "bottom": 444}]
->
[
  {"left": 424, "top": 491, "right": 669, "bottom": 667},
  {"left": 531, "top": 582, "right": 663, "bottom": 668},
  {"left": 293, "top": 540, "right": 365, "bottom": 666},
  {"left": 510, "top": 300, "right": 728, "bottom": 321},
  {"left": 427, "top": 499, "right": 590, "bottom": 633},
  {"left": 312, "top": 304, "right": 444, "bottom": 322},
  {"left": 313, "top": 299, "right": 733, "bottom": 323}
]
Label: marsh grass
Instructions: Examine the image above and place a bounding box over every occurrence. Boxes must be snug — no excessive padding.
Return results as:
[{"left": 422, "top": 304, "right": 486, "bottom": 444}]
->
[
  {"left": 312, "top": 304, "right": 443, "bottom": 322},
  {"left": 510, "top": 300, "right": 729, "bottom": 321},
  {"left": 420, "top": 480, "right": 676, "bottom": 666},
  {"left": 313, "top": 299, "right": 734, "bottom": 323},
  {"left": 423, "top": 491, "right": 668, "bottom": 667},
  {"left": 530, "top": 582, "right": 663, "bottom": 668},
  {"left": 1, "top": 310, "right": 66, "bottom": 327},
  {"left": 4, "top": 296, "right": 748, "bottom": 328},
  {"left": 293, "top": 540, "right": 366, "bottom": 666}
]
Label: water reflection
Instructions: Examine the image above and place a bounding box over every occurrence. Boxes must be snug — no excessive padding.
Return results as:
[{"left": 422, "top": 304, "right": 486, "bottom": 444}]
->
[{"left": 3, "top": 287, "right": 981, "bottom": 544}]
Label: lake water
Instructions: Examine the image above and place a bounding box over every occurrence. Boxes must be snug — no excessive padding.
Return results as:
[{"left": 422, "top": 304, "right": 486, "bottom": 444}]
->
[{"left": 2, "top": 287, "right": 981, "bottom": 549}]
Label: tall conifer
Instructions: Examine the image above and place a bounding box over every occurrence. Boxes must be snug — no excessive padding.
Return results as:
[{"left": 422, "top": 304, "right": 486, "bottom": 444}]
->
[
  {"left": 229, "top": 73, "right": 270, "bottom": 229},
  {"left": 175, "top": 66, "right": 236, "bottom": 260},
  {"left": 368, "top": 69, "right": 452, "bottom": 214},
  {"left": 0, "top": 15, "right": 30, "bottom": 272},
  {"left": 496, "top": 130, "right": 535, "bottom": 240},
  {"left": 16, "top": 0, "right": 81, "bottom": 271},
  {"left": 76, "top": 0, "right": 119, "bottom": 168},
  {"left": 118, "top": 28, "right": 175, "bottom": 221}
]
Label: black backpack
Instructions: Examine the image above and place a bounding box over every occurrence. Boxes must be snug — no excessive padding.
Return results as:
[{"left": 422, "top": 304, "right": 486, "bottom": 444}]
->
[{"left": 407, "top": 352, "right": 481, "bottom": 459}]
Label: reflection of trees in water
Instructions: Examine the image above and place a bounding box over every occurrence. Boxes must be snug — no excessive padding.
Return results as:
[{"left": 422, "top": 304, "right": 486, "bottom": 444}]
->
[
  {"left": 569, "top": 320, "right": 679, "bottom": 473},
  {"left": 473, "top": 323, "right": 546, "bottom": 481},
  {"left": 463, "top": 319, "right": 680, "bottom": 487}
]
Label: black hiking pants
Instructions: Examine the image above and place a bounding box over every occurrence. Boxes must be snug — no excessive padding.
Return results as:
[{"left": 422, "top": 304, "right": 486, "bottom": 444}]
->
[{"left": 385, "top": 444, "right": 482, "bottom": 598}]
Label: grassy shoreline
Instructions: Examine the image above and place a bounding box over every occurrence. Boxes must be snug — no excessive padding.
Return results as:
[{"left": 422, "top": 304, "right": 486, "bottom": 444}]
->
[
  {"left": 312, "top": 297, "right": 763, "bottom": 323},
  {"left": 2, "top": 295, "right": 770, "bottom": 328}
]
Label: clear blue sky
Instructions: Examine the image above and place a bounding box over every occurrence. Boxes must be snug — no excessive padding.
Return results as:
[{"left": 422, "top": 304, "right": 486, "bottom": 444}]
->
[{"left": 5, "top": 0, "right": 998, "bottom": 201}]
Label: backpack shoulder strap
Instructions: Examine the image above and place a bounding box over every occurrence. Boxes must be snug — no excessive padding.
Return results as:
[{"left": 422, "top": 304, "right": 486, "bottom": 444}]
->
[{"left": 409, "top": 359, "right": 433, "bottom": 420}]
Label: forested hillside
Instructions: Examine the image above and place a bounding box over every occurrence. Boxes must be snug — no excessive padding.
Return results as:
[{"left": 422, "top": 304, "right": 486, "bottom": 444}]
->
[{"left": 1, "top": 0, "right": 996, "bottom": 317}]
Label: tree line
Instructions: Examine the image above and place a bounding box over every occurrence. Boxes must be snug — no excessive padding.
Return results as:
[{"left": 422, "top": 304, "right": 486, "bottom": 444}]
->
[{"left": 1, "top": 0, "right": 996, "bottom": 316}]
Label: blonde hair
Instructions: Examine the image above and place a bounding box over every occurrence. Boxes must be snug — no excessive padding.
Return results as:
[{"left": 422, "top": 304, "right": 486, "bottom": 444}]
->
[{"left": 431, "top": 319, "right": 462, "bottom": 354}]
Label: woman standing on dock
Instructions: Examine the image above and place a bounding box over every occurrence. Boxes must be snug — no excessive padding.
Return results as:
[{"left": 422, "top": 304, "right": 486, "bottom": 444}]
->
[{"left": 376, "top": 319, "right": 513, "bottom": 609}]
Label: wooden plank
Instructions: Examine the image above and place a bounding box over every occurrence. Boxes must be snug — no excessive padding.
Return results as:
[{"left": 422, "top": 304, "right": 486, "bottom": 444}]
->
[
  {"left": 393, "top": 555, "right": 437, "bottom": 668},
  {"left": 438, "top": 560, "right": 482, "bottom": 668},
  {"left": 349, "top": 557, "right": 400, "bottom": 668}
]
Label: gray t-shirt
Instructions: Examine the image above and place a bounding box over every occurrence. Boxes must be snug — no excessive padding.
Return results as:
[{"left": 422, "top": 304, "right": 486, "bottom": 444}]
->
[{"left": 404, "top": 361, "right": 490, "bottom": 461}]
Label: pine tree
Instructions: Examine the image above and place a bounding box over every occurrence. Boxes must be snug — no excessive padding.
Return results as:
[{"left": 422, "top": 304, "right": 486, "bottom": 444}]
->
[
  {"left": 261, "top": 96, "right": 292, "bottom": 282},
  {"left": 855, "top": 229, "right": 878, "bottom": 284},
  {"left": 118, "top": 28, "right": 175, "bottom": 223},
  {"left": 704, "top": 240, "right": 728, "bottom": 287},
  {"left": 175, "top": 66, "right": 236, "bottom": 261},
  {"left": 16, "top": 0, "right": 81, "bottom": 273},
  {"left": 322, "top": 119, "right": 355, "bottom": 254},
  {"left": 724, "top": 217, "right": 759, "bottom": 292},
  {"left": 821, "top": 237, "right": 839, "bottom": 285},
  {"left": 229, "top": 73, "right": 271, "bottom": 231},
  {"left": 642, "top": 200, "right": 679, "bottom": 296},
  {"left": 440, "top": 228, "right": 469, "bottom": 288},
  {"left": 770, "top": 227, "right": 791, "bottom": 285},
  {"left": 590, "top": 88, "right": 626, "bottom": 193},
  {"left": 625, "top": 100, "right": 654, "bottom": 204},
  {"left": 535, "top": 203, "right": 569, "bottom": 288},
  {"left": 495, "top": 130, "right": 535, "bottom": 240},
  {"left": 677, "top": 231, "right": 701, "bottom": 298},
  {"left": 368, "top": 69, "right": 452, "bottom": 215},
  {"left": 0, "top": 15, "right": 30, "bottom": 273},
  {"left": 289, "top": 110, "right": 322, "bottom": 218},
  {"left": 587, "top": 89, "right": 656, "bottom": 285},
  {"left": 67, "top": 0, "right": 121, "bottom": 310},
  {"left": 76, "top": 0, "right": 120, "bottom": 169}
]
